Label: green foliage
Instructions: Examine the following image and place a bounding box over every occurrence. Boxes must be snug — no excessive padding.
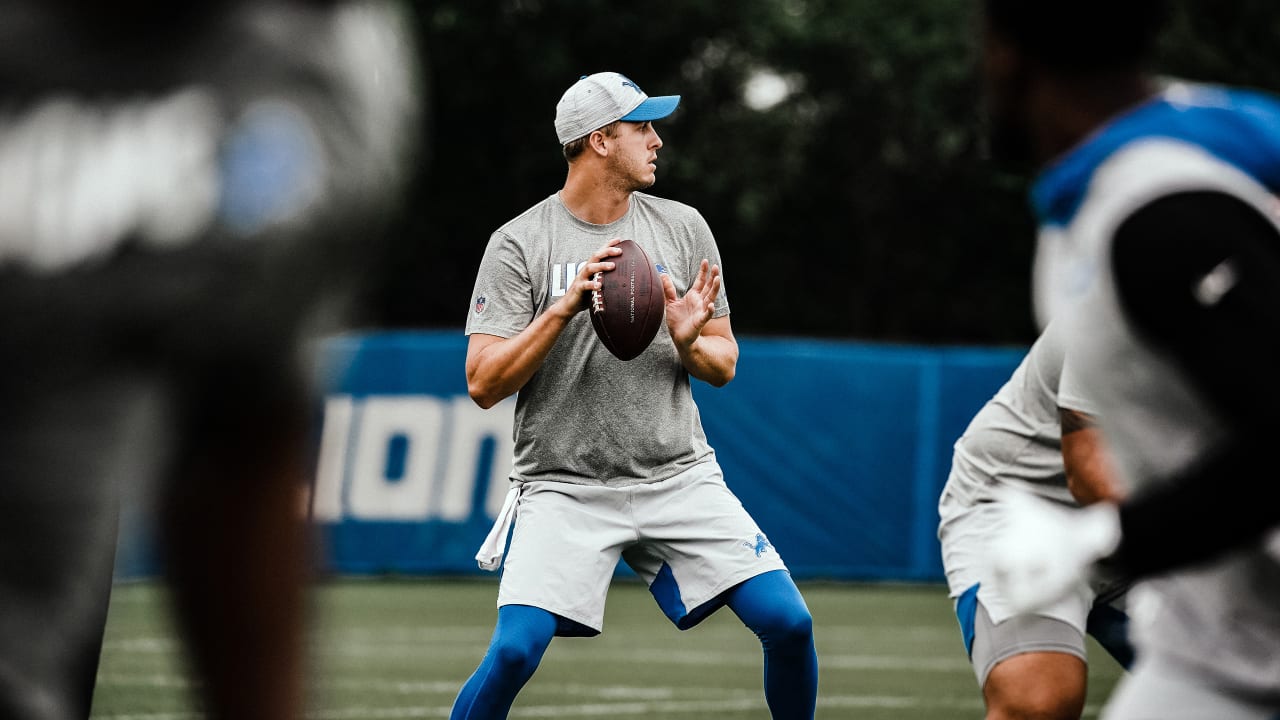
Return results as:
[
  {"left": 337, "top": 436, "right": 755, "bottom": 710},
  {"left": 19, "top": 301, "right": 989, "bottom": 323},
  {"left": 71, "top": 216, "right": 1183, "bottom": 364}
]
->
[{"left": 374, "top": 0, "right": 1279, "bottom": 343}]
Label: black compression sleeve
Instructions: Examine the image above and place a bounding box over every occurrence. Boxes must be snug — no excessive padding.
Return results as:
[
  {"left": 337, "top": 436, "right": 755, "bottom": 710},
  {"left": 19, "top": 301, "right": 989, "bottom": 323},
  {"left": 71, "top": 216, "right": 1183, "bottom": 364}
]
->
[{"left": 1108, "top": 190, "right": 1280, "bottom": 577}]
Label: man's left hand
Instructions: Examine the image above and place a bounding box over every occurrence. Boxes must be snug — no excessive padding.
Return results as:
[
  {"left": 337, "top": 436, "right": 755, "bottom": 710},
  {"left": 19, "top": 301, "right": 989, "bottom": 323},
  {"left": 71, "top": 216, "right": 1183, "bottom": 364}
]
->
[{"left": 661, "top": 258, "right": 721, "bottom": 349}]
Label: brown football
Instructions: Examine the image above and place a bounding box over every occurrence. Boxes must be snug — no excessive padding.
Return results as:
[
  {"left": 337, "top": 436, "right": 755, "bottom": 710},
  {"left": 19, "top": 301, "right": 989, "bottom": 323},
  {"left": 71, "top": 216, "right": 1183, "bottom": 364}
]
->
[{"left": 589, "top": 239, "right": 664, "bottom": 361}]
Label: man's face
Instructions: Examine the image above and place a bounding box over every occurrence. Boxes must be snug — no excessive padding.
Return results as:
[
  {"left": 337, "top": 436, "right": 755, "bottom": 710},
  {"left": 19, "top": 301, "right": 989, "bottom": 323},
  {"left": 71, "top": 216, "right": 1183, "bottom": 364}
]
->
[
  {"left": 605, "top": 121, "right": 663, "bottom": 191},
  {"left": 981, "top": 21, "right": 1035, "bottom": 172}
]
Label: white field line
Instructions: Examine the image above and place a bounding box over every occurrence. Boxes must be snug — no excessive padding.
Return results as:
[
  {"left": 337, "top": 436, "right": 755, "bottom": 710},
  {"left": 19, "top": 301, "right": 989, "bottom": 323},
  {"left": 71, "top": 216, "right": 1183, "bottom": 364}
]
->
[
  {"left": 92, "top": 694, "right": 985, "bottom": 720},
  {"left": 101, "top": 638, "right": 180, "bottom": 653},
  {"left": 94, "top": 674, "right": 682, "bottom": 699},
  {"left": 105, "top": 621, "right": 955, "bottom": 647},
  {"left": 548, "top": 647, "right": 971, "bottom": 673},
  {"left": 321, "top": 627, "right": 498, "bottom": 642},
  {"left": 103, "top": 634, "right": 972, "bottom": 673},
  {"left": 319, "top": 624, "right": 952, "bottom": 644},
  {"left": 97, "top": 675, "right": 695, "bottom": 700},
  {"left": 91, "top": 707, "right": 200, "bottom": 712},
  {"left": 323, "top": 641, "right": 971, "bottom": 672},
  {"left": 305, "top": 695, "right": 1110, "bottom": 719},
  {"left": 95, "top": 673, "right": 190, "bottom": 688},
  {"left": 104, "top": 642, "right": 972, "bottom": 674},
  {"left": 505, "top": 695, "right": 988, "bottom": 717},
  {"left": 92, "top": 686, "right": 1112, "bottom": 720}
]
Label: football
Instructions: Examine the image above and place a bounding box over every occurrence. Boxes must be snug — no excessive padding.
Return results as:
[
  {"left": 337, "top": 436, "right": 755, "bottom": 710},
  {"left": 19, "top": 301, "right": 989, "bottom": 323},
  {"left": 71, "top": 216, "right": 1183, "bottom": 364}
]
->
[{"left": 589, "top": 239, "right": 664, "bottom": 360}]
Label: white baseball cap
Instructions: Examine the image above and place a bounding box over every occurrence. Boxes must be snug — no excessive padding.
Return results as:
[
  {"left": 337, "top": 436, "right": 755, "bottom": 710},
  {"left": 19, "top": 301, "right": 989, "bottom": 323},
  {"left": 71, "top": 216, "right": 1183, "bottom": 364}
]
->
[{"left": 554, "top": 72, "right": 681, "bottom": 145}]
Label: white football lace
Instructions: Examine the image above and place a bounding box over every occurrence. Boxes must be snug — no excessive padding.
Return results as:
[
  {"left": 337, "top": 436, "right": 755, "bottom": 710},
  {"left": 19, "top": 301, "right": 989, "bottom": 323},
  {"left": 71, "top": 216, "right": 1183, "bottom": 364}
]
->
[{"left": 590, "top": 271, "right": 605, "bottom": 313}]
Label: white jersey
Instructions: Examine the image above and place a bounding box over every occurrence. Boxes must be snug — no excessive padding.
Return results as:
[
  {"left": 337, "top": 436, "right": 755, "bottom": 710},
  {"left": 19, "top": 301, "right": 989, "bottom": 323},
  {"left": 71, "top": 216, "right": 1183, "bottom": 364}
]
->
[
  {"left": 1031, "top": 82, "right": 1280, "bottom": 699},
  {"left": 945, "top": 319, "right": 1097, "bottom": 506}
]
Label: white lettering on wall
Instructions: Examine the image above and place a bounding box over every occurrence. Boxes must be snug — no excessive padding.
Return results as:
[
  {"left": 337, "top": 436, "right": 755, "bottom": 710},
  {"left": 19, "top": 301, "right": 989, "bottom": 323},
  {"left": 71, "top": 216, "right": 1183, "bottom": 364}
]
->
[
  {"left": 438, "top": 399, "right": 517, "bottom": 520},
  {"left": 312, "top": 394, "right": 516, "bottom": 522},
  {"left": 312, "top": 395, "right": 355, "bottom": 521},
  {"left": 347, "top": 396, "right": 444, "bottom": 520}
]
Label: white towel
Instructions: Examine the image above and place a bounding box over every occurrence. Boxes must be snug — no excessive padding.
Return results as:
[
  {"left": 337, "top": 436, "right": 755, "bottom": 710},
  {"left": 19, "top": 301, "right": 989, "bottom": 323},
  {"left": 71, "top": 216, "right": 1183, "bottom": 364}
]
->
[{"left": 475, "top": 485, "right": 521, "bottom": 571}]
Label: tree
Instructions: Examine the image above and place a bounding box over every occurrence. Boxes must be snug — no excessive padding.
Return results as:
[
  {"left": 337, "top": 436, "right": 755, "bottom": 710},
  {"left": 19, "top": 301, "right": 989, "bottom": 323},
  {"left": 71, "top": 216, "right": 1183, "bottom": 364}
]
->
[{"left": 370, "top": 0, "right": 1280, "bottom": 345}]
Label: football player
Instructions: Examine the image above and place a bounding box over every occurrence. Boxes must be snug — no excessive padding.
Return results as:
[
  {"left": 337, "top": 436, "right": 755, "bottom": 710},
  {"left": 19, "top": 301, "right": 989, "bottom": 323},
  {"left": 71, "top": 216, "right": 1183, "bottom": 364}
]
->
[
  {"left": 979, "top": 0, "right": 1280, "bottom": 717},
  {"left": 0, "top": 2, "right": 421, "bottom": 717},
  {"left": 455, "top": 71, "right": 817, "bottom": 720},
  {"left": 939, "top": 319, "right": 1133, "bottom": 720}
]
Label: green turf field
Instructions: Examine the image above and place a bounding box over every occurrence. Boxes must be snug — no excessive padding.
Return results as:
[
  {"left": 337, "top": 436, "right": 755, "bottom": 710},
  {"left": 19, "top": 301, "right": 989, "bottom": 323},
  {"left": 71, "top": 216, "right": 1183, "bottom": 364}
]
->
[{"left": 92, "top": 579, "right": 1124, "bottom": 719}]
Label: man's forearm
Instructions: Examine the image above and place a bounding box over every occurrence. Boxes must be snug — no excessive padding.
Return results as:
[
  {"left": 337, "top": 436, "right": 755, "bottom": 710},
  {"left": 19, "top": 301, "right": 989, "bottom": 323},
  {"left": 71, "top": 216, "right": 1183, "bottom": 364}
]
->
[
  {"left": 1059, "top": 410, "right": 1124, "bottom": 505},
  {"left": 677, "top": 333, "right": 737, "bottom": 387},
  {"left": 467, "top": 308, "right": 573, "bottom": 407}
]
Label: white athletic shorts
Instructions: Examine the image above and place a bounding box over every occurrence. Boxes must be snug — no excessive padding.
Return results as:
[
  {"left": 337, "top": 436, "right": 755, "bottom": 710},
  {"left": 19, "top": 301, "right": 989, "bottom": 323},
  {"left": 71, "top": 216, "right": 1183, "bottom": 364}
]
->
[
  {"left": 938, "top": 477, "right": 1108, "bottom": 684},
  {"left": 497, "top": 460, "right": 788, "bottom": 636}
]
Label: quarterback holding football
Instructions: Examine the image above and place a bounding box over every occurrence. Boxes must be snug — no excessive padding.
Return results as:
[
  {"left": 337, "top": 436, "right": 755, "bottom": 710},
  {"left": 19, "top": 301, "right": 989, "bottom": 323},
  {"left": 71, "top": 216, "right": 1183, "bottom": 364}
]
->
[{"left": 456, "top": 71, "right": 818, "bottom": 720}]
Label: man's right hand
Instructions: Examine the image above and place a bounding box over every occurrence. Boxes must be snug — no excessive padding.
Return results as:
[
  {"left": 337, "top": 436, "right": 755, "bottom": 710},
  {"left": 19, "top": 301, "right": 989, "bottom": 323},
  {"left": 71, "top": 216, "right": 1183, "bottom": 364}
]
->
[{"left": 553, "top": 238, "right": 623, "bottom": 317}]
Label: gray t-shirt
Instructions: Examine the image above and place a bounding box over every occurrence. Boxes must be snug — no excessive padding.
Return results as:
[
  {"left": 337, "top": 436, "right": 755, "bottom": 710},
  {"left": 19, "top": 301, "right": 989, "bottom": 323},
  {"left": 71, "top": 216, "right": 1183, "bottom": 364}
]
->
[
  {"left": 465, "top": 191, "right": 728, "bottom": 486},
  {"left": 948, "top": 319, "right": 1097, "bottom": 505}
]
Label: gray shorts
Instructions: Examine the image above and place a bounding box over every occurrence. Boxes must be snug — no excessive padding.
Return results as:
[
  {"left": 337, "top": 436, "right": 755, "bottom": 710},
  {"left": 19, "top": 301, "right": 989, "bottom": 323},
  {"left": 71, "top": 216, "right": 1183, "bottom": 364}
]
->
[
  {"left": 497, "top": 461, "right": 788, "bottom": 636},
  {"left": 941, "top": 477, "right": 1132, "bottom": 687},
  {"left": 1102, "top": 655, "right": 1280, "bottom": 720},
  {"left": 966, "top": 596, "right": 1086, "bottom": 687}
]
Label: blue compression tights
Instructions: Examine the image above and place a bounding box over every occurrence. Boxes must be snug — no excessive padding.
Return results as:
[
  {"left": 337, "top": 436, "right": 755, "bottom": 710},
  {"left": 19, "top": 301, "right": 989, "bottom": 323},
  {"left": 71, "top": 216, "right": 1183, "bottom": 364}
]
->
[
  {"left": 449, "top": 604, "right": 556, "bottom": 720},
  {"left": 449, "top": 570, "right": 817, "bottom": 720},
  {"left": 725, "top": 570, "right": 819, "bottom": 720}
]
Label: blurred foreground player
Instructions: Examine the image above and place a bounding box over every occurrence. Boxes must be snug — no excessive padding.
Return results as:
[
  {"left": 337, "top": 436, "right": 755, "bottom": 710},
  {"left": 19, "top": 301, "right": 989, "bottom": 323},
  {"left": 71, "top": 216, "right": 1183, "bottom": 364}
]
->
[
  {"left": 0, "top": 2, "right": 420, "bottom": 718},
  {"left": 455, "top": 72, "right": 817, "bottom": 719},
  {"left": 979, "top": 0, "right": 1280, "bottom": 717},
  {"left": 939, "top": 319, "right": 1133, "bottom": 720}
]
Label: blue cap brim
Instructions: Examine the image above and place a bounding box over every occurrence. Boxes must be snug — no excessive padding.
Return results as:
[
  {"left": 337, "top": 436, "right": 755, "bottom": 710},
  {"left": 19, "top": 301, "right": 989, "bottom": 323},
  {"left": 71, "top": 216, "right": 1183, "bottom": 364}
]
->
[{"left": 620, "top": 95, "right": 681, "bottom": 122}]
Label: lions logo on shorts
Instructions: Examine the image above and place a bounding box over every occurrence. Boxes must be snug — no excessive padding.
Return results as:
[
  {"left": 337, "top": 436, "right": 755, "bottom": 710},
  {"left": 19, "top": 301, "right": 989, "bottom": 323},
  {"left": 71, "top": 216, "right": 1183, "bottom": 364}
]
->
[{"left": 743, "top": 533, "right": 773, "bottom": 557}]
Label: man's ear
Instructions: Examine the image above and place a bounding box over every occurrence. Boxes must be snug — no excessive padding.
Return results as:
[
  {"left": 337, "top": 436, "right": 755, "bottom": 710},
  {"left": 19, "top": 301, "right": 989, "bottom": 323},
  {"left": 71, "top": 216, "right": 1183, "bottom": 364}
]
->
[{"left": 588, "top": 129, "right": 610, "bottom": 157}]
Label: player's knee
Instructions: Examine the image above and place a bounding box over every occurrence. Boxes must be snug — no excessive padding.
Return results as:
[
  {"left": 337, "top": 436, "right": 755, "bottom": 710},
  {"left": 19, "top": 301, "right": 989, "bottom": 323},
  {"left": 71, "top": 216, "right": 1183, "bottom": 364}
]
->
[
  {"left": 759, "top": 603, "right": 814, "bottom": 650},
  {"left": 488, "top": 636, "right": 545, "bottom": 677},
  {"left": 985, "top": 681, "right": 1083, "bottom": 720},
  {"left": 779, "top": 604, "right": 814, "bottom": 643}
]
